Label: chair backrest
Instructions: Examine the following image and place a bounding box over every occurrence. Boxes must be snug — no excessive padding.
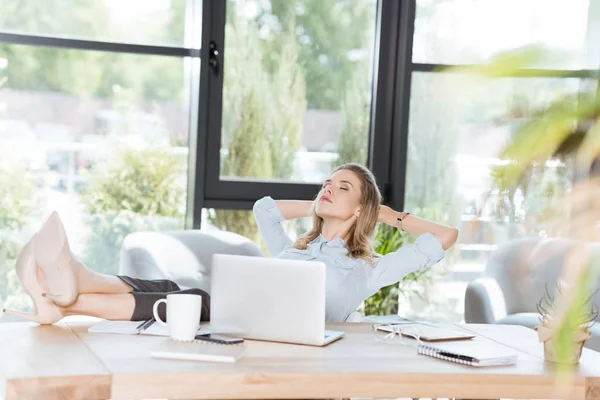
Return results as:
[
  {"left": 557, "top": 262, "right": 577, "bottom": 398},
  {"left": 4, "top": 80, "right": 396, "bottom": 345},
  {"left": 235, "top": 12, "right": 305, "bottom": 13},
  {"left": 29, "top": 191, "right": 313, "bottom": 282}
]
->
[
  {"left": 482, "top": 237, "right": 600, "bottom": 315},
  {"left": 120, "top": 230, "right": 264, "bottom": 293}
]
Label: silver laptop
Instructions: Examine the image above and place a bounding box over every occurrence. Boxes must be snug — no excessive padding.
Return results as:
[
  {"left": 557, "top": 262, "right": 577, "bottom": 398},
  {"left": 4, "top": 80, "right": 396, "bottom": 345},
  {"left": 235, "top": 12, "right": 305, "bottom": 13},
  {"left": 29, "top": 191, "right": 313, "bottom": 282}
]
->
[{"left": 210, "top": 253, "right": 345, "bottom": 346}]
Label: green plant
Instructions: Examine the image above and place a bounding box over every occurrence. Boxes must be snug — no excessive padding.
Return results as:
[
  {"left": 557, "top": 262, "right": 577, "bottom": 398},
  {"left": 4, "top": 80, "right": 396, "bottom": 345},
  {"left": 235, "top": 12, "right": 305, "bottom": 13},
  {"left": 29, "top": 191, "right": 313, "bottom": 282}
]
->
[{"left": 80, "top": 147, "right": 185, "bottom": 274}]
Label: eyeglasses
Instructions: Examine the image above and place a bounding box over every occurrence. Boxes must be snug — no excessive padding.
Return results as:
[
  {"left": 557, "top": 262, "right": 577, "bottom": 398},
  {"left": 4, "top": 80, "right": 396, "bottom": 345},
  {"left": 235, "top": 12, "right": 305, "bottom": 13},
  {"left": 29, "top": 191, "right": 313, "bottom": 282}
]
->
[{"left": 371, "top": 323, "right": 425, "bottom": 346}]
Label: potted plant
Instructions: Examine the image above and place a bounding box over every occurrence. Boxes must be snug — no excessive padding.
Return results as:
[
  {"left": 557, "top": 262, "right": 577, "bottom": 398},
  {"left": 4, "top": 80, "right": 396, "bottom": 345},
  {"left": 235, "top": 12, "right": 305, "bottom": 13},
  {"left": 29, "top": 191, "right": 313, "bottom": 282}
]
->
[{"left": 536, "top": 282, "right": 598, "bottom": 364}]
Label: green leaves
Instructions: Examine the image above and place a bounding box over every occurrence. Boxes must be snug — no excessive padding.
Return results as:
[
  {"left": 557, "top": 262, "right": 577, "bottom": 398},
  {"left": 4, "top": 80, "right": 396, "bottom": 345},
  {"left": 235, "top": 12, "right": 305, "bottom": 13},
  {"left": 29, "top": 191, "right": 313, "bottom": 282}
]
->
[
  {"left": 363, "top": 221, "right": 437, "bottom": 316},
  {"left": 81, "top": 148, "right": 185, "bottom": 217}
]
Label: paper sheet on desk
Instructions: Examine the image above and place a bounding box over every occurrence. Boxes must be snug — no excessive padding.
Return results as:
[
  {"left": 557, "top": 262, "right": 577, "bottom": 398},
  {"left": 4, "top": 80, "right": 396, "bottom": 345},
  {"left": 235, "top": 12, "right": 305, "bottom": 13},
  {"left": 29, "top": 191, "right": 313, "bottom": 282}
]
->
[{"left": 88, "top": 320, "right": 211, "bottom": 336}]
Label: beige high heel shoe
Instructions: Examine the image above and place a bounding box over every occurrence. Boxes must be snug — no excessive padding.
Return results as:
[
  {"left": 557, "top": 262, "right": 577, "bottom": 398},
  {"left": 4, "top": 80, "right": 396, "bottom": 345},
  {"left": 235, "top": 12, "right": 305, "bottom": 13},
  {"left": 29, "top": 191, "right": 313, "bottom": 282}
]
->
[
  {"left": 2, "top": 234, "right": 64, "bottom": 324},
  {"left": 32, "top": 211, "right": 79, "bottom": 307}
]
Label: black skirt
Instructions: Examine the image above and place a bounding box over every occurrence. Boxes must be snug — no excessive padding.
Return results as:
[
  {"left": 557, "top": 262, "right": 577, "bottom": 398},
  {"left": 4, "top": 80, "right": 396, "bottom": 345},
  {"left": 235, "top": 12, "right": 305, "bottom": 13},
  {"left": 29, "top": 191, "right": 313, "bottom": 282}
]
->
[{"left": 117, "top": 275, "right": 210, "bottom": 322}]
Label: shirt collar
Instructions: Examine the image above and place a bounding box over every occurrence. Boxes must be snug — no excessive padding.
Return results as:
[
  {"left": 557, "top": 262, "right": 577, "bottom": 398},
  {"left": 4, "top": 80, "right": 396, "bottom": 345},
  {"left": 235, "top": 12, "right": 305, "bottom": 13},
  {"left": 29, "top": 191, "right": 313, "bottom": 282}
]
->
[{"left": 309, "top": 234, "right": 346, "bottom": 248}]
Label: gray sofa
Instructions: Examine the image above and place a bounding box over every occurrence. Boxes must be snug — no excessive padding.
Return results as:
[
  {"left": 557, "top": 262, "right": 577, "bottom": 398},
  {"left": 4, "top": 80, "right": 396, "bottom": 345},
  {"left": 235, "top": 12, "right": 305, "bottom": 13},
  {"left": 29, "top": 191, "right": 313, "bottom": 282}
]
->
[
  {"left": 465, "top": 237, "right": 600, "bottom": 352},
  {"left": 119, "top": 229, "right": 364, "bottom": 322},
  {"left": 120, "top": 230, "right": 264, "bottom": 294}
]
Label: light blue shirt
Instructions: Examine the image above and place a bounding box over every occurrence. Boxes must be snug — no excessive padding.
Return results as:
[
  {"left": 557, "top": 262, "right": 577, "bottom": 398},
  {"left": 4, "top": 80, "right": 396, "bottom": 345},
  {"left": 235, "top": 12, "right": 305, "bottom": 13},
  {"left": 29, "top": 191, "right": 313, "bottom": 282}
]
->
[{"left": 252, "top": 196, "right": 445, "bottom": 322}]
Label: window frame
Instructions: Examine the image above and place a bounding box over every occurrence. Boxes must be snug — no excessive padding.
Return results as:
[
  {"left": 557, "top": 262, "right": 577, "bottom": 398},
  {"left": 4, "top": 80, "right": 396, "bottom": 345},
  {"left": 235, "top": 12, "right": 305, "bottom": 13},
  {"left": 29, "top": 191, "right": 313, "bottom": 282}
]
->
[
  {"left": 195, "top": 0, "right": 402, "bottom": 217},
  {"left": 2, "top": 0, "right": 598, "bottom": 231}
]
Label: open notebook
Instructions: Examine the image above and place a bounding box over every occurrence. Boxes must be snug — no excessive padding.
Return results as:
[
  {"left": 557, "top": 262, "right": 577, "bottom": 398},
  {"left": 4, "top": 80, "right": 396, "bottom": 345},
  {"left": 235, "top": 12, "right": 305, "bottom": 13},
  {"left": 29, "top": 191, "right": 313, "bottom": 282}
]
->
[
  {"left": 418, "top": 340, "right": 518, "bottom": 367},
  {"left": 150, "top": 338, "right": 246, "bottom": 363},
  {"left": 88, "top": 320, "right": 210, "bottom": 337}
]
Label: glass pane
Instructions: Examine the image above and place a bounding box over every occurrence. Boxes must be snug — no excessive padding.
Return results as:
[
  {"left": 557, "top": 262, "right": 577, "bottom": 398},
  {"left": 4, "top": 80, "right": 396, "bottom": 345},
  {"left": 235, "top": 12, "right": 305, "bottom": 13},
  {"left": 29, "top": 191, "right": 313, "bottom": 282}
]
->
[
  {"left": 0, "top": 0, "right": 199, "bottom": 47},
  {"left": 414, "top": 0, "right": 599, "bottom": 69},
  {"left": 0, "top": 45, "right": 189, "bottom": 320},
  {"left": 401, "top": 72, "right": 586, "bottom": 323},
  {"left": 220, "top": 0, "right": 377, "bottom": 183}
]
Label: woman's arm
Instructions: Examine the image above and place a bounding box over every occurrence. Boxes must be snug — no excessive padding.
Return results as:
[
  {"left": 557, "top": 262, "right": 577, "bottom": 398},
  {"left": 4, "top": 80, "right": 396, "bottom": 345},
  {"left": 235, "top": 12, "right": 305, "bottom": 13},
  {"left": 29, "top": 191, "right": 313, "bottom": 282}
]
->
[
  {"left": 274, "top": 200, "right": 314, "bottom": 220},
  {"left": 378, "top": 205, "right": 459, "bottom": 250},
  {"left": 253, "top": 197, "right": 293, "bottom": 256}
]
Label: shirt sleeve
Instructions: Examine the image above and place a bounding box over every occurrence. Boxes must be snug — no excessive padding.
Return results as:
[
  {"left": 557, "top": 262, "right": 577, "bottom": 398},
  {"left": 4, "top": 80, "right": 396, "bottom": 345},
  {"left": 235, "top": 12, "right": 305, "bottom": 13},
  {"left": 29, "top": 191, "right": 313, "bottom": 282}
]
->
[
  {"left": 369, "top": 232, "right": 445, "bottom": 291},
  {"left": 252, "top": 196, "right": 293, "bottom": 256}
]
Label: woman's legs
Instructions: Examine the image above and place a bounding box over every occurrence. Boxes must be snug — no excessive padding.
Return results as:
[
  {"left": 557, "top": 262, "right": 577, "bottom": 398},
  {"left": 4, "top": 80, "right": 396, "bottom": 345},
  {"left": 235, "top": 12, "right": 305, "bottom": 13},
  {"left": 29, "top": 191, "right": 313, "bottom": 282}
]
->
[
  {"left": 8, "top": 211, "right": 210, "bottom": 324},
  {"left": 60, "top": 293, "right": 136, "bottom": 320},
  {"left": 37, "top": 267, "right": 210, "bottom": 322},
  {"left": 37, "top": 265, "right": 134, "bottom": 297},
  {"left": 58, "top": 288, "right": 210, "bottom": 322},
  {"left": 77, "top": 266, "right": 134, "bottom": 295}
]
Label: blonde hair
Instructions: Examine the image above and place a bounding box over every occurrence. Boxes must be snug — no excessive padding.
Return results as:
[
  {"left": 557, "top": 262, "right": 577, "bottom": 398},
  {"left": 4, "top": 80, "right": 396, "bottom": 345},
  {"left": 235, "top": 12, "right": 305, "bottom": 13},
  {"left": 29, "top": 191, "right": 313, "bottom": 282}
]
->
[{"left": 293, "top": 163, "right": 382, "bottom": 260}]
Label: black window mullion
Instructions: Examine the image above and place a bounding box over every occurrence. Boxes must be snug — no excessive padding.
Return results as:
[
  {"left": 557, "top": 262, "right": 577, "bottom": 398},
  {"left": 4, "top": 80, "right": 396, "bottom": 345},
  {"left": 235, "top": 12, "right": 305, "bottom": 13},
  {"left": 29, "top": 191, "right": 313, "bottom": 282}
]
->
[
  {"left": 205, "top": 181, "right": 322, "bottom": 203},
  {"left": 388, "top": 0, "right": 417, "bottom": 212},
  {"left": 191, "top": 0, "right": 227, "bottom": 228},
  {"left": 200, "top": 0, "right": 228, "bottom": 213},
  {"left": 368, "top": 0, "right": 401, "bottom": 204},
  {"left": 0, "top": 32, "right": 198, "bottom": 57}
]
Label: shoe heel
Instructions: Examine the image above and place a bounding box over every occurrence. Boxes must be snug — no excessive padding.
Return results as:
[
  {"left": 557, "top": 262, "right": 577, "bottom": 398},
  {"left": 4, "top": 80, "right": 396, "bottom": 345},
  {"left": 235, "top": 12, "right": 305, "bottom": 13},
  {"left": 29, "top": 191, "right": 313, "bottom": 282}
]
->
[
  {"left": 3, "top": 308, "right": 42, "bottom": 323},
  {"left": 3, "top": 307, "right": 62, "bottom": 325}
]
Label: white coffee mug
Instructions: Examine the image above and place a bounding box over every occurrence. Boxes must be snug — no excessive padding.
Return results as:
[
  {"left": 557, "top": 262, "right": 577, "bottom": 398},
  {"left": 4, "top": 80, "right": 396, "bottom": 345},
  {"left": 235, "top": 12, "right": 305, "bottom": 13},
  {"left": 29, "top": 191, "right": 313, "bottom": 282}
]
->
[{"left": 152, "top": 293, "right": 202, "bottom": 341}]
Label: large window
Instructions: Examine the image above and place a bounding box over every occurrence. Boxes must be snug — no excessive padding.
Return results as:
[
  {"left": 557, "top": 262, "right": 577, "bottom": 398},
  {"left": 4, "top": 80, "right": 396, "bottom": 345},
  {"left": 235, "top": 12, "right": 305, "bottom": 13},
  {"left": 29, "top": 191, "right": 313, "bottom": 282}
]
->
[
  {"left": 218, "top": 0, "right": 378, "bottom": 184},
  {"left": 402, "top": 73, "right": 585, "bottom": 321},
  {"left": 0, "top": 1, "right": 197, "bottom": 318},
  {"left": 202, "top": 0, "right": 380, "bottom": 241},
  {"left": 399, "top": 0, "right": 600, "bottom": 323}
]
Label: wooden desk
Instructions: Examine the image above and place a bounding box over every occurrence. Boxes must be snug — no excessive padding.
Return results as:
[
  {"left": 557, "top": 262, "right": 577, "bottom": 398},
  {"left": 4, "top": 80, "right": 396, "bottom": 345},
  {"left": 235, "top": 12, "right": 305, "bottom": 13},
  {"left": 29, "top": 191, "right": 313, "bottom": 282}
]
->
[{"left": 1, "top": 320, "right": 600, "bottom": 400}]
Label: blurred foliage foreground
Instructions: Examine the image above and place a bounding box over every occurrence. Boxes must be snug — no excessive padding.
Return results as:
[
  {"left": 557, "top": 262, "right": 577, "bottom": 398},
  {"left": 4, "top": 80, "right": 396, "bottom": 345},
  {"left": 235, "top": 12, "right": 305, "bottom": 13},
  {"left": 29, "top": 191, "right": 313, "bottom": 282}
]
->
[{"left": 447, "top": 46, "right": 600, "bottom": 373}]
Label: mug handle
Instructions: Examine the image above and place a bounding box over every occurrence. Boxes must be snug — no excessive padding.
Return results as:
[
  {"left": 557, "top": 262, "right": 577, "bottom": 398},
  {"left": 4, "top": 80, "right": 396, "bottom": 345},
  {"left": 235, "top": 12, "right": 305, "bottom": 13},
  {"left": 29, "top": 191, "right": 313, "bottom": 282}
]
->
[{"left": 152, "top": 299, "right": 168, "bottom": 327}]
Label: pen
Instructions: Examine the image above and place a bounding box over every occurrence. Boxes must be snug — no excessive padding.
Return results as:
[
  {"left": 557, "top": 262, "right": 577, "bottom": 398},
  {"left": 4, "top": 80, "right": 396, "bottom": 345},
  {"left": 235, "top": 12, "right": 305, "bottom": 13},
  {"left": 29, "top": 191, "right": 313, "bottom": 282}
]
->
[
  {"left": 135, "top": 320, "right": 148, "bottom": 330},
  {"left": 137, "top": 319, "right": 154, "bottom": 332},
  {"left": 142, "top": 319, "right": 155, "bottom": 331}
]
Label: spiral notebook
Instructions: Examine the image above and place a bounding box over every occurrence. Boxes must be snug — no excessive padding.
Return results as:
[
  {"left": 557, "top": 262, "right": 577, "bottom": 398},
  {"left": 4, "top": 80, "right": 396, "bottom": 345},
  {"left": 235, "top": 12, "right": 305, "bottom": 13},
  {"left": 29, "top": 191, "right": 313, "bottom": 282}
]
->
[
  {"left": 418, "top": 341, "right": 518, "bottom": 367},
  {"left": 150, "top": 338, "right": 246, "bottom": 363}
]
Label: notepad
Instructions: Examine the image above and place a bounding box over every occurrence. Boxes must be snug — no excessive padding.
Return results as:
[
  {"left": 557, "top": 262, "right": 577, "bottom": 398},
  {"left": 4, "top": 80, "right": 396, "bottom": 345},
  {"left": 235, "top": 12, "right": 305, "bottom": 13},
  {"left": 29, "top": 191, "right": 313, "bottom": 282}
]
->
[
  {"left": 88, "top": 320, "right": 210, "bottom": 337},
  {"left": 150, "top": 338, "right": 246, "bottom": 363},
  {"left": 418, "top": 340, "right": 518, "bottom": 367}
]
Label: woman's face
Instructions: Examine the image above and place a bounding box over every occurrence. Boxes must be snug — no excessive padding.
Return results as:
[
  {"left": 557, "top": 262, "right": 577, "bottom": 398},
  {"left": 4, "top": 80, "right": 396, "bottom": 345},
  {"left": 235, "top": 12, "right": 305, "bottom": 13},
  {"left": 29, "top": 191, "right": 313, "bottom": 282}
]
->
[{"left": 315, "top": 169, "right": 362, "bottom": 220}]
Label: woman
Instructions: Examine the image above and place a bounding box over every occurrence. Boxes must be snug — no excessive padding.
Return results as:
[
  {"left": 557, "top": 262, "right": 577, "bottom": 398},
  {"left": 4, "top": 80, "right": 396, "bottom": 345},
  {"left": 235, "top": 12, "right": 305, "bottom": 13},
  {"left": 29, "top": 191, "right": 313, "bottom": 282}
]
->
[{"left": 3, "top": 163, "right": 458, "bottom": 324}]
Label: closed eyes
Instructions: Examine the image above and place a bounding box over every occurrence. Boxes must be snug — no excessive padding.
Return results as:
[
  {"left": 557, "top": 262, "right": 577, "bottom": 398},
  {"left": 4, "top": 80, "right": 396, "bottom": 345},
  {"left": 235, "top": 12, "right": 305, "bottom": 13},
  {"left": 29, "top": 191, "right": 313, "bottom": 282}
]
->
[{"left": 322, "top": 180, "right": 352, "bottom": 192}]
